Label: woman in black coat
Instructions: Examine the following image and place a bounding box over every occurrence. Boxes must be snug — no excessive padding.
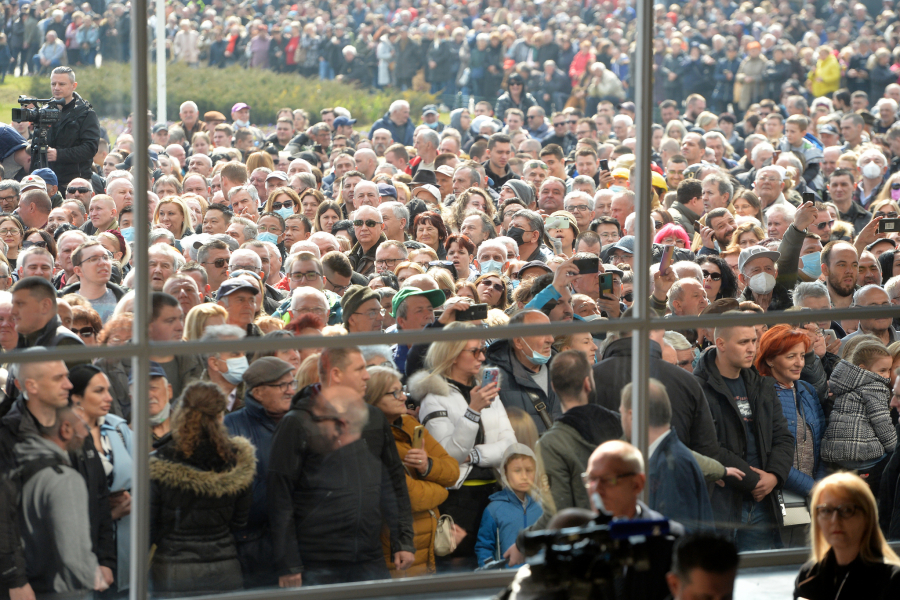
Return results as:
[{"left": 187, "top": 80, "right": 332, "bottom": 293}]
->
[{"left": 150, "top": 381, "right": 256, "bottom": 595}]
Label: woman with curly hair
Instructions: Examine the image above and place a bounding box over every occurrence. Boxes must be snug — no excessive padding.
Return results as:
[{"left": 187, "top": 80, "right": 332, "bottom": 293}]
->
[
  {"left": 726, "top": 221, "right": 766, "bottom": 252},
  {"left": 448, "top": 188, "right": 496, "bottom": 233},
  {"left": 149, "top": 381, "right": 255, "bottom": 594},
  {"left": 697, "top": 256, "right": 739, "bottom": 300}
]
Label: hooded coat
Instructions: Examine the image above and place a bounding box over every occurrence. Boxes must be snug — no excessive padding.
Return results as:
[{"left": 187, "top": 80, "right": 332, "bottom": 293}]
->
[
  {"left": 502, "top": 179, "right": 536, "bottom": 208},
  {"left": 381, "top": 414, "right": 459, "bottom": 577},
  {"left": 369, "top": 111, "right": 415, "bottom": 147},
  {"left": 449, "top": 109, "right": 474, "bottom": 150},
  {"left": 474, "top": 444, "right": 543, "bottom": 568},
  {"left": 149, "top": 436, "right": 256, "bottom": 593},
  {"left": 0, "top": 126, "right": 28, "bottom": 181}
]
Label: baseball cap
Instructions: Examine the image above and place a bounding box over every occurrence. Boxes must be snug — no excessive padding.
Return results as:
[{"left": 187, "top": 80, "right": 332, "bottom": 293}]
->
[
  {"left": 19, "top": 175, "right": 46, "bottom": 192},
  {"left": 216, "top": 278, "right": 260, "bottom": 301},
  {"left": 333, "top": 116, "right": 357, "bottom": 128},
  {"left": 242, "top": 357, "right": 294, "bottom": 389},
  {"left": 152, "top": 123, "right": 168, "bottom": 134},
  {"left": 414, "top": 183, "right": 442, "bottom": 205},
  {"left": 231, "top": 102, "right": 250, "bottom": 113},
  {"left": 611, "top": 236, "right": 635, "bottom": 255},
  {"left": 377, "top": 182, "right": 397, "bottom": 199},
  {"left": 422, "top": 104, "right": 439, "bottom": 116},
  {"left": 391, "top": 287, "right": 446, "bottom": 317},
  {"left": 516, "top": 260, "right": 552, "bottom": 278},
  {"left": 31, "top": 168, "right": 57, "bottom": 187},
  {"left": 817, "top": 123, "right": 839, "bottom": 136},
  {"left": 738, "top": 245, "right": 781, "bottom": 273},
  {"left": 128, "top": 361, "right": 167, "bottom": 384},
  {"left": 266, "top": 171, "right": 288, "bottom": 182},
  {"left": 436, "top": 165, "right": 455, "bottom": 177}
]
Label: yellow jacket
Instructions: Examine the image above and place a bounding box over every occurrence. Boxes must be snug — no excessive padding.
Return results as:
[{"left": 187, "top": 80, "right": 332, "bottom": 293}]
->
[{"left": 808, "top": 53, "right": 842, "bottom": 98}]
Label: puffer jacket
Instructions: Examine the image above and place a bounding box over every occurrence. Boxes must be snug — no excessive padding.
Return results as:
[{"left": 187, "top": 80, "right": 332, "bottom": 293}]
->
[
  {"left": 46, "top": 92, "right": 102, "bottom": 189},
  {"left": 822, "top": 360, "right": 897, "bottom": 463},
  {"left": 381, "top": 414, "right": 459, "bottom": 577},
  {"left": 149, "top": 436, "right": 255, "bottom": 594},
  {"left": 483, "top": 339, "right": 562, "bottom": 433},
  {"left": 773, "top": 380, "right": 826, "bottom": 497},
  {"left": 409, "top": 370, "right": 516, "bottom": 487}
]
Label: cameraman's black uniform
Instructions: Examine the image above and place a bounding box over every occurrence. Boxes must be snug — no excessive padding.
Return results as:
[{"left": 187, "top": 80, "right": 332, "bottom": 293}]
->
[{"left": 47, "top": 92, "right": 100, "bottom": 190}]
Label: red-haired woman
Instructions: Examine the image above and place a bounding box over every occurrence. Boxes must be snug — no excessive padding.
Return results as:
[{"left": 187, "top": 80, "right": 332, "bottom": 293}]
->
[
  {"left": 445, "top": 234, "right": 476, "bottom": 282},
  {"left": 756, "top": 324, "right": 826, "bottom": 545}
]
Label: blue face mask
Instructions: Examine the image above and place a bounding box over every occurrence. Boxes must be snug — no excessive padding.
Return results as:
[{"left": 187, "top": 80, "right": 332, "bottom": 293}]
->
[
  {"left": 220, "top": 356, "right": 249, "bottom": 385},
  {"left": 425, "top": 121, "right": 439, "bottom": 129},
  {"left": 276, "top": 206, "right": 294, "bottom": 220},
  {"left": 120, "top": 227, "right": 135, "bottom": 242},
  {"left": 479, "top": 259, "right": 505, "bottom": 275},
  {"left": 800, "top": 251, "right": 821, "bottom": 279},
  {"left": 257, "top": 232, "right": 279, "bottom": 245},
  {"left": 609, "top": 185, "right": 627, "bottom": 193},
  {"left": 522, "top": 340, "right": 551, "bottom": 366}
]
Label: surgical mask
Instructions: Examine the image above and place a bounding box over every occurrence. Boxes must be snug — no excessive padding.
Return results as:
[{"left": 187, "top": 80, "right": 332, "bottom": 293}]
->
[
  {"left": 507, "top": 226, "right": 527, "bottom": 246},
  {"left": 582, "top": 314, "right": 603, "bottom": 321},
  {"left": 522, "top": 339, "right": 551, "bottom": 366},
  {"left": 748, "top": 272, "right": 776, "bottom": 295},
  {"left": 234, "top": 119, "right": 249, "bottom": 128},
  {"left": 862, "top": 162, "right": 883, "bottom": 179},
  {"left": 220, "top": 356, "right": 249, "bottom": 384},
  {"left": 800, "top": 252, "right": 821, "bottom": 279},
  {"left": 479, "top": 259, "right": 505, "bottom": 275},
  {"left": 276, "top": 206, "right": 294, "bottom": 220},
  {"left": 120, "top": 227, "right": 135, "bottom": 242},
  {"left": 257, "top": 232, "right": 279, "bottom": 245},
  {"left": 425, "top": 121, "right": 439, "bottom": 129},
  {"left": 149, "top": 402, "right": 170, "bottom": 426},
  {"left": 609, "top": 185, "right": 627, "bottom": 193}
]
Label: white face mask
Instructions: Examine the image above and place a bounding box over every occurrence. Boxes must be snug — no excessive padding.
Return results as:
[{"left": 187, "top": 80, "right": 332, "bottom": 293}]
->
[
  {"left": 862, "top": 161, "right": 883, "bottom": 180},
  {"left": 748, "top": 272, "right": 776, "bottom": 295}
]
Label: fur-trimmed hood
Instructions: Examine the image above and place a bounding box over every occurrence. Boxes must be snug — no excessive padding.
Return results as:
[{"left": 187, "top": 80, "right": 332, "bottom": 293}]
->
[
  {"left": 149, "top": 436, "right": 257, "bottom": 498},
  {"left": 407, "top": 370, "right": 451, "bottom": 401}
]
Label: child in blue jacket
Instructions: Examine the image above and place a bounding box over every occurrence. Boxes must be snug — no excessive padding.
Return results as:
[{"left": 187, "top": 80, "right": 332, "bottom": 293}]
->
[{"left": 474, "top": 443, "right": 543, "bottom": 568}]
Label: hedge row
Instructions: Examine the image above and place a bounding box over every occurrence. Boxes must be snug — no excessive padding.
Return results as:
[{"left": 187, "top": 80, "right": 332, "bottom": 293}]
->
[{"left": 28, "top": 62, "right": 436, "bottom": 126}]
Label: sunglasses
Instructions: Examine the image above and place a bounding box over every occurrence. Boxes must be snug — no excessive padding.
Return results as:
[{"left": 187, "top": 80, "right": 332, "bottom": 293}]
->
[
  {"left": 622, "top": 292, "right": 634, "bottom": 302},
  {"left": 202, "top": 258, "right": 228, "bottom": 268},
  {"left": 353, "top": 219, "right": 382, "bottom": 228},
  {"left": 271, "top": 201, "right": 294, "bottom": 210},
  {"left": 702, "top": 270, "right": 722, "bottom": 281},
  {"left": 76, "top": 327, "right": 97, "bottom": 338},
  {"left": 479, "top": 281, "right": 505, "bottom": 293},
  {"left": 67, "top": 186, "right": 91, "bottom": 194},
  {"left": 875, "top": 211, "right": 899, "bottom": 219},
  {"left": 22, "top": 240, "right": 47, "bottom": 249},
  {"left": 815, "top": 220, "right": 835, "bottom": 230}
]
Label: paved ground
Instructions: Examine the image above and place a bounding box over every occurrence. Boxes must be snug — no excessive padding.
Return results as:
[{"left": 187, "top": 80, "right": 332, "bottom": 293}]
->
[{"left": 735, "top": 566, "right": 797, "bottom": 600}]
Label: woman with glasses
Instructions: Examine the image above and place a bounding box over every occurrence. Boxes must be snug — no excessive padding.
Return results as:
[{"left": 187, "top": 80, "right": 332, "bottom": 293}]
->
[
  {"left": 494, "top": 72, "right": 537, "bottom": 119},
  {"left": 0, "top": 215, "right": 23, "bottom": 269},
  {"left": 71, "top": 304, "right": 102, "bottom": 345},
  {"left": 69, "top": 364, "right": 135, "bottom": 594},
  {"left": 313, "top": 200, "right": 342, "bottom": 234},
  {"left": 445, "top": 234, "right": 476, "bottom": 282},
  {"left": 697, "top": 256, "right": 739, "bottom": 300},
  {"left": 364, "top": 366, "right": 460, "bottom": 577},
  {"left": 474, "top": 273, "right": 510, "bottom": 310},
  {"left": 795, "top": 473, "right": 900, "bottom": 599},
  {"left": 653, "top": 223, "right": 690, "bottom": 249},
  {"left": 413, "top": 212, "right": 449, "bottom": 259},
  {"left": 409, "top": 322, "right": 516, "bottom": 568},
  {"left": 756, "top": 325, "right": 826, "bottom": 547},
  {"left": 150, "top": 381, "right": 255, "bottom": 594},
  {"left": 264, "top": 186, "right": 301, "bottom": 217},
  {"left": 23, "top": 227, "right": 57, "bottom": 260}
]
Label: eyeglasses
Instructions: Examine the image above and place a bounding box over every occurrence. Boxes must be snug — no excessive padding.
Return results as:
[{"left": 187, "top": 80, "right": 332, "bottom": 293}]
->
[
  {"left": 553, "top": 122, "right": 566, "bottom": 127},
  {"left": 290, "top": 271, "right": 321, "bottom": 282},
  {"left": 259, "top": 225, "right": 284, "bottom": 234},
  {"left": 875, "top": 211, "right": 899, "bottom": 219},
  {"left": 815, "top": 219, "right": 835, "bottom": 230},
  {"left": 271, "top": 201, "right": 294, "bottom": 211},
  {"left": 262, "top": 381, "right": 298, "bottom": 393},
  {"left": 202, "top": 258, "right": 228, "bottom": 269},
  {"left": 565, "top": 204, "right": 590, "bottom": 213},
  {"left": 385, "top": 389, "right": 406, "bottom": 399},
  {"left": 75, "top": 254, "right": 111, "bottom": 266},
  {"left": 0, "top": 228, "right": 20, "bottom": 236},
  {"left": 581, "top": 471, "right": 638, "bottom": 488},
  {"left": 509, "top": 82, "right": 523, "bottom": 86},
  {"left": 702, "top": 270, "right": 722, "bottom": 281},
  {"left": 353, "top": 219, "right": 382, "bottom": 228},
  {"left": 326, "top": 276, "right": 349, "bottom": 294},
  {"left": 67, "top": 187, "right": 91, "bottom": 194},
  {"left": 362, "top": 308, "right": 386, "bottom": 319},
  {"left": 22, "top": 240, "right": 47, "bottom": 249},
  {"left": 76, "top": 326, "right": 98, "bottom": 338},
  {"left": 816, "top": 504, "right": 861, "bottom": 520},
  {"left": 375, "top": 258, "right": 402, "bottom": 268},
  {"left": 479, "top": 281, "right": 505, "bottom": 293},
  {"left": 756, "top": 175, "right": 782, "bottom": 183},
  {"left": 464, "top": 346, "right": 486, "bottom": 357}
]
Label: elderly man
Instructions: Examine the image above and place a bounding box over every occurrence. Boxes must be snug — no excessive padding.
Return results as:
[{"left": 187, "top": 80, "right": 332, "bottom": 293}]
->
[
  {"left": 228, "top": 185, "right": 260, "bottom": 222},
  {"left": 610, "top": 190, "right": 634, "bottom": 233},
  {"left": 230, "top": 248, "right": 279, "bottom": 315},
  {"left": 197, "top": 239, "right": 232, "bottom": 294},
  {"left": 217, "top": 278, "right": 260, "bottom": 334},
  {"left": 413, "top": 130, "right": 439, "bottom": 173},
  {"left": 285, "top": 286, "right": 331, "bottom": 326},
  {"left": 459, "top": 213, "right": 494, "bottom": 249},
  {"left": 340, "top": 285, "right": 384, "bottom": 333},
  {"left": 855, "top": 148, "right": 888, "bottom": 209},
  {"left": 753, "top": 165, "right": 789, "bottom": 210},
  {"left": 390, "top": 286, "right": 445, "bottom": 372},
  {"left": 18, "top": 189, "right": 52, "bottom": 230},
  {"left": 348, "top": 206, "right": 386, "bottom": 277},
  {"left": 668, "top": 278, "right": 709, "bottom": 317},
  {"left": 484, "top": 310, "right": 562, "bottom": 432},
  {"left": 537, "top": 177, "right": 566, "bottom": 213},
  {"left": 106, "top": 178, "right": 134, "bottom": 215},
  {"left": 353, "top": 181, "right": 380, "bottom": 209},
  {"left": 369, "top": 100, "right": 414, "bottom": 146},
  {"left": 163, "top": 274, "right": 203, "bottom": 318},
  {"left": 197, "top": 324, "right": 249, "bottom": 410},
  {"left": 374, "top": 240, "right": 408, "bottom": 275},
  {"left": 65, "top": 177, "right": 94, "bottom": 206},
  {"left": 33, "top": 31, "right": 65, "bottom": 73},
  {"left": 379, "top": 202, "right": 408, "bottom": 242},
  {"left": 564, "top": 192, "right": 594, "bottom": 232},
  {"left": 225, "top": 356, "right": 296, "bottom": 588},
  {"left": 148, "top": 244, "right": 183, "bottom": 292},
  {"left": 841, "top": 285, "right": 898, "bottom": 348}
]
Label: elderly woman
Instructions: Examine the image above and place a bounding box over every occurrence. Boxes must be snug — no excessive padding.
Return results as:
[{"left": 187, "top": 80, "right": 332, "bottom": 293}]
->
[
  {"left": 365, "top": 366, "right": 459, "bottom": 577},
  {"left": 413, "top": 212, "right": 448, "bottom": 259},
  {"left": 149, "top": 382, "right": 255, "bottom": 594},
  {"left": 653, "top": 223, "right": 691, "bottom": 249},
  {"left": 409, "top": 322, "right": 516, "bottom": 567},
  {"left": 795, "top": 473, "right": 900, "bottom": 599}
]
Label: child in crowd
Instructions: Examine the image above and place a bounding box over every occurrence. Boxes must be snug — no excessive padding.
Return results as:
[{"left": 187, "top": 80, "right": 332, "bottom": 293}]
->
[
  {"left": 474, "top": 443, "right": 543, "bottom": 568},
  {"left": 822, "top": 341, "right": 898, "bottom": 497}
]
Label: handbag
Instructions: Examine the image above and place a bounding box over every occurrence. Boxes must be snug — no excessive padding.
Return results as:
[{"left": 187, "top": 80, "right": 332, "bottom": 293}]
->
[
  {"left": 431, "top": 510, "right": 457, "bottom": 556},
  {"left": 778, "top": 489, "right": 811, "bottom": 527}
]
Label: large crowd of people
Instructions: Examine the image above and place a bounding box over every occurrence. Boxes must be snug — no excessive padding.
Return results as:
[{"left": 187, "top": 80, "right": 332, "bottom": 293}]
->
[{"left": 4, "top": 0, "right": 900, "bottom": 598}]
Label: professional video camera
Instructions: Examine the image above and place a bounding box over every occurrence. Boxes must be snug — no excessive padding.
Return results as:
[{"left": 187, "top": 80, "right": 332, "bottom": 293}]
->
[
  {"left": 499, "top": 504, "right": 676, "bottom": 600},
  {"left": 11, "top": 97, "right": 65, "bottom": 169}
]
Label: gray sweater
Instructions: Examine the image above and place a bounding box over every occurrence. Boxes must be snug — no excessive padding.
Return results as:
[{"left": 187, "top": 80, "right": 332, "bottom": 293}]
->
[{"left": 15, "top": 435, "right": 98, "bottom": 595}]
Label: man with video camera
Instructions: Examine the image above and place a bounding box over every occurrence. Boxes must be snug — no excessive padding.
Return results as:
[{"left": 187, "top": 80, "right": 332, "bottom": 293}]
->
[{"left": 45, "top": 66, "right": 100, "bottom": 191}]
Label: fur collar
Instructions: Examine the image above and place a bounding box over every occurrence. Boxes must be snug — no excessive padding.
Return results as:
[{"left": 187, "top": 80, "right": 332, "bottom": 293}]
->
[
  {"left": 149, "top": 436, "right": 257, "bottom": 497},
  {"left": 408, "top": 370, "right": 451, "bottom": 400}
]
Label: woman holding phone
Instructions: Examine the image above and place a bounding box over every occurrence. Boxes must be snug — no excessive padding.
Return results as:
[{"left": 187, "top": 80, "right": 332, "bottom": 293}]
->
[
  {"left": 409, "top": 322, "right": 517, "bottom": 568},
  {"left": 365, "top": 366, "right": 461, "bottom": 577}
]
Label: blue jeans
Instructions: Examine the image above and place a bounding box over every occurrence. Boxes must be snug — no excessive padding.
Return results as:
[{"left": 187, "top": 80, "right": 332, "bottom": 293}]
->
[
  {"left": 32, "top": 54, "right": 60, "bottom": 74},
  {"left": 735, "top": 497, "right": 781, "bottom": 552},
  {"left": 318, "top": 60, "right": 334, "bottom": 80}
]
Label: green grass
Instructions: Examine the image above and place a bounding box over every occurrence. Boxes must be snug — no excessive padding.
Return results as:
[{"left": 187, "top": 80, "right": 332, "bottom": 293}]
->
[{"left": 0, "top": 77, "right": 33, "bottom": 121}]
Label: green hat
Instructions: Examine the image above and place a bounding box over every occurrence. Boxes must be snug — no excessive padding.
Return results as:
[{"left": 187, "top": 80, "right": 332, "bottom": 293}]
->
[
  {"left": 340, "top": 285, "right": 381, "bottom": 325},
  {"left": 391, "top": 287, "right": 446, "bottom": 318}
]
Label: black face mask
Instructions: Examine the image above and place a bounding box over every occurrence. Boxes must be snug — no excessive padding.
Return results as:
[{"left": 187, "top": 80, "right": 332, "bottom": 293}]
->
[{"left": 508, "top": 226, "right": 527, "bottom": 246}]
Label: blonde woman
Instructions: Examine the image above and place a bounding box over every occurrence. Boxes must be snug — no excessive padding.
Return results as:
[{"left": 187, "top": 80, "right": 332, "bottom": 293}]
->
[
  {"left": 364, "top": 366, "right": 459, "bottom": 577},
  {"left": 795, "top": 473, "right": 900, "bottom": 598},
  {"left": 153, "top": 196, "right": 194, "bottom": 241},
  {"left": 449, "top": 188, "right": 496, "bottom": 233},
  {"left": 184, "top": 304, "right": 228, "bottom": 340}
]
